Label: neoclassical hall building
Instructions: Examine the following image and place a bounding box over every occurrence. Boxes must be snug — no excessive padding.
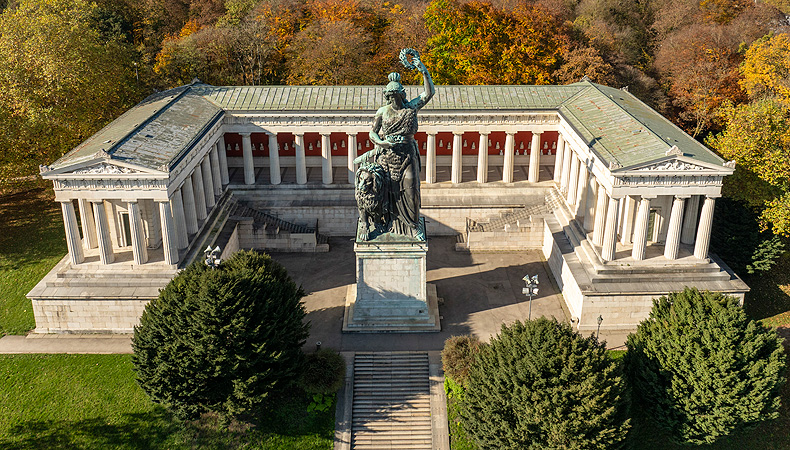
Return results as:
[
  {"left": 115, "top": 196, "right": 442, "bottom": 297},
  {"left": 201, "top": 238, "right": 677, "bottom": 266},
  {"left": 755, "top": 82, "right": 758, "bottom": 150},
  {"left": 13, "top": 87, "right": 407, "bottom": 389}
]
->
[{"left": 29, "top": 80, "right": 748, "bottom": 334}]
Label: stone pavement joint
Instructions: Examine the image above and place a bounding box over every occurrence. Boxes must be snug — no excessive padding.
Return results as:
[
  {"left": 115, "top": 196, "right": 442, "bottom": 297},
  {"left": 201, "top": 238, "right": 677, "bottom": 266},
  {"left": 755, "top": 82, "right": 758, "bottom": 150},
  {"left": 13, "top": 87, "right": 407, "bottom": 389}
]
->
[{"left": 0, "top": 334, "right": 133, "bottom": 354}]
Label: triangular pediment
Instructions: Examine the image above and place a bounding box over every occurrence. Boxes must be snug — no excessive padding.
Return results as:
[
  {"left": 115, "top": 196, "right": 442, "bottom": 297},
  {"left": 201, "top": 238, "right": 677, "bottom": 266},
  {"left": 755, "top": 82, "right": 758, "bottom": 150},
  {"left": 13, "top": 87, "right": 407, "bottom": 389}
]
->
[
  {"left": 617, "top": 156, "right": 732, "bottom": 174},
  {"left": 41, "top": 157, "right": 165, "bottom": 178}
]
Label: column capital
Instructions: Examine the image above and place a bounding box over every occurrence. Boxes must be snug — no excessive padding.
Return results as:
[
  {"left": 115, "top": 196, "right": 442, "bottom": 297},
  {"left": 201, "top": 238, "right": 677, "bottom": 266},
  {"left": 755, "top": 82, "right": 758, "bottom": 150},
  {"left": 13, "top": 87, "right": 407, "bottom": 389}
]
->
[
  {"left": 239, "top": 132, "right": 251, "bottom": 137},
  {"left": 452, "top": 131, "right": 465, "bottom": 136},
  {"left": 265, "top": 131, "right": 276, "bottom": 136},
  {"left": 705, "top": 194, "right": 722, "bottom": 199},
  {"left": 531, "top": 130, "right": 544, "bottom": 135},
  {"left": 478, "top": 131, "right": 490, "bottom": 136},
  {"left": 427, "top": 131, "right": 438, "bottom": 136},
  {"left": 674, "top": 194, "right": 692, "bottom": 199},
  {"left": 505, "top": 131, "right": 517, "bottom": 136},
  {"left": 89, "top": 199, "right": 104, "bottom": 204},
  {"left": 320, "top": 132, "right": 331, "bottom": 137}
]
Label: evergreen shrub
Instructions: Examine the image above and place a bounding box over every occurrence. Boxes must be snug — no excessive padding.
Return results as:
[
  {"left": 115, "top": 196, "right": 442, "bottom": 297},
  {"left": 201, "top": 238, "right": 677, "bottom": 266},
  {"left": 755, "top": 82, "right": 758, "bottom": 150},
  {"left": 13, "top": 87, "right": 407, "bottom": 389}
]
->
[
  {"left": 131, "top": 250, "right": 309, "bottom": 420},
  {"left": 298, "top": 348, "right": 346, "bottom": 395},
  {"left": 626, "top": 287, "right": 786, "bottom": 445},
  {"left": 441, "top": 334, "right": 483, "bottom": 385},
  {"left": 461, "top": 318, "right": 631, "bottom": 450}
]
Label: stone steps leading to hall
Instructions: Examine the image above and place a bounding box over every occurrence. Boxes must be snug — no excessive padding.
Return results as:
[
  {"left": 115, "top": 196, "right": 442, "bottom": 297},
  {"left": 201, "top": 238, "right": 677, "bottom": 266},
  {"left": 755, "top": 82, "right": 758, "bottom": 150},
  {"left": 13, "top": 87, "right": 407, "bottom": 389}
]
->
[{"left": 351, "top": 352, "right": 433, "bottom": 450}]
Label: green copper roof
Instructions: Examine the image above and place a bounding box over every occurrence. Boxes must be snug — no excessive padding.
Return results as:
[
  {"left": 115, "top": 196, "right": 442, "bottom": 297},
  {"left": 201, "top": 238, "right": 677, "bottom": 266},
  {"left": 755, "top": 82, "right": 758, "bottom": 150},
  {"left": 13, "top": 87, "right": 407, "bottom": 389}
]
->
[{"left": 50, "top": 81, "right": 725, "bottom": 173}]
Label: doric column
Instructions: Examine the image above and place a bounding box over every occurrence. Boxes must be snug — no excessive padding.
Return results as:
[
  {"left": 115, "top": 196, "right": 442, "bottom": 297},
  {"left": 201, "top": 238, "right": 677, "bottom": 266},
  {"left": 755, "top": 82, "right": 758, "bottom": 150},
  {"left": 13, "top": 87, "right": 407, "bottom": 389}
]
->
[
  {"left": 681, "top": 195, "right": 700, "bottom": 245},
  {"left": 592, "top": 184, "right": 608, "bottom": 246},
  {"left": 92, "top": 200, "right": 114, "bottom": 264},
  {"left": 159, "top": 201, "right": 179, "bottom": 265},
  {"left": 192, "top": 168, "right": 207, "bottom": 221},
  {"left": 451, "top": 132, "right": 463, "bottom": 184},
  {"left": 575, "top": 163, "right": 589, "bottom": 221},
  {"left": 295, "top": 133, "right": 307, "bottom": 185},
  {"left": 182, "top": 177, "right": 199, "bottom": 235},
  {"left": 477, "top": 132, "right": 488, "bottom": 183},
  {"left": 664, "top": 195, "right": 687, "bottom": 260},
  {"left": 619, "top": 196, "right": 636, "bottom": 245},
  {"left": 78, "top": 199, "right": 97, "bottom": 249},
  {"left": 210, "top": 146, "right": 222, "bottom": 195},
  {"left": 503, "top": 131, "right": 516, "bottom": 183},
  {"left": 347, "top": 133, "right": 357, "bottom": 184},
  {"left": 268, "top": 132, "right": 281, "bottom": 185},
  {"left": 170, "top": 188, "right": 189, "bottom": 249},
  {"left": 426, "top": 132, "right": 437, "bottom": 183},
  {"left": 694, "top": 196, "right": 717, "bottom": 260},
  {"left": 60, "top": 201, "right": 84, "bottom": 265},
  {"left": 583, "top": 175, "right": 598, "bottom": 232},
  {"left": 240, "top": 132, "right": 255, "bottom": 185},
  {"left": 560, "top": 143, "right": 573, "bottom": 193},
  {"left": 601, "top": 195, "right": 621, "bottom": 262},
  {"left": 553, "top": 134, "right": 565, "bottom": 184},
  {"left": 127, "top": 201, "right": 148, "bottom": 265},
  {"left": 217, "top": 136, "right": 229, "bottom": 185},
  {"left": 631, "top": 196, "right": 653, "bottom": 260},
  {"left": 567, "top": 154, "right": 580, "bottom": 205},
  {"left": 201, "top": 157, "right": 215, "bottom": 209},
  {"left": 529, "top": 131, "right": 542, "bottom": 183},
  {"left": 321, "top": 133, "right": 332, "bottom": 184}
]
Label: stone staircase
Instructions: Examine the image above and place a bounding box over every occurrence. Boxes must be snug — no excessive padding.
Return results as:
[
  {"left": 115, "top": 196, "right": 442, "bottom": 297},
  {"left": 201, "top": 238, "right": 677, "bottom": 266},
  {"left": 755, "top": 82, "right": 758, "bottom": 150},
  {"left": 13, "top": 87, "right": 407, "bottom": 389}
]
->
[{"left": 351, "top": 352, "right": 432, "bottom": 450}]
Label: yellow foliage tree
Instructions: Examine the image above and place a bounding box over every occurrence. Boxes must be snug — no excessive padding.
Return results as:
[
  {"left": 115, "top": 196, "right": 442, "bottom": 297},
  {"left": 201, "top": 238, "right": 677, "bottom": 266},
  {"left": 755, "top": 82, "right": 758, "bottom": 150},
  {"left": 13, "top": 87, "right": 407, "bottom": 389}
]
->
[{"left": 740, "top": 32, "right": 790, "bottom": 104}]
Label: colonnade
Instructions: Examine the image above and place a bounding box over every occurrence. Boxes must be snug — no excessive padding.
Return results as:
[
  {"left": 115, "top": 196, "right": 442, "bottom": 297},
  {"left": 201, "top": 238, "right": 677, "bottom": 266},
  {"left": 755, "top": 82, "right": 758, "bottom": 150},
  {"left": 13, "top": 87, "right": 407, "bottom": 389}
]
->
[
  {"left": 235, "top": 130, "right": 548, "bottom": 186},
  {"left": 553, "top": 134, "right": 717, "bottom": 262},
  {"left": 61, "top": 137, "right": 230, "bottom": 267}
]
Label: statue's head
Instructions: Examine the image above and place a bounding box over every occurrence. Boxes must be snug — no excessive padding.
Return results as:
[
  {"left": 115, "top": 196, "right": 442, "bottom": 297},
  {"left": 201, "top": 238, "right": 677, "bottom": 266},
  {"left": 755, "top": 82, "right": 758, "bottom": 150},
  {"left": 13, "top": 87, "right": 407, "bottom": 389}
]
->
[{"left": 383, "top": 72, "right": 406, "bottom": 104}]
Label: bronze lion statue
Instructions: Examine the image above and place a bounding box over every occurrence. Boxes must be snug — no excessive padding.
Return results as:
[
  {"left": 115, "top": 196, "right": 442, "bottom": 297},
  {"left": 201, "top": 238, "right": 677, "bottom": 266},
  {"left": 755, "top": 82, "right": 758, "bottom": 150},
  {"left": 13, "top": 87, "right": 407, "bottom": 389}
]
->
[{"left": 355, "top": 163, "right": 389, "bottom": 240}]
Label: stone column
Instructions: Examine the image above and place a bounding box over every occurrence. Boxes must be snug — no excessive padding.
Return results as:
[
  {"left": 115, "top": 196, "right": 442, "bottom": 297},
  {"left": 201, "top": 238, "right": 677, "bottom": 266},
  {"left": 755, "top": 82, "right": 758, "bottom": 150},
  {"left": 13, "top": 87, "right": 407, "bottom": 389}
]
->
[
  {"left": 694, "top": 196, "right": 717, "bottom": 260},
  {"left": 592, "top": 184, "right": 608, "bottom": 246},
  {"left": 268, "top": 132, "right": 281, "bottom": 185},
  {"left": 78, "top": 199, "right": 98, "bottom": 249},
  {"left": 127, "top": 201, "right": 148, "bottom": 265},
  {"left": 426, "top": 133, "right": 437, "bottom": 183},
  {"left": 619, "top": 196, "right": 636, "bottom": 245},
  {"left": 451, "top": 132, "right": 463, "bottom": 184},
  {"left": 170, "top": 188, "right": 189, "bottom": 249},
  {"left": 567, "top": 154, "right": 580, "bottom": 205},
  {"left": 217, "top": 136, "right": 229, "bottom": 185},
  {"left": 503, "top": 131, "right": 516, "bottom": 183},
  {"left": 159, "top": 201, "right": 179, "bottom": 265},
  {"left": 553, "top": 134, "right": 565, "bottom": 184},
  {"left": 92, "top": 200, "right": 114, "bottom": 264},
  {"left": 61, "top": 201, "right": 84, "bottom": 265},
  {"left": 631, "top": 196, "right": 653, "bottom": 260},
  {"left": 601, "top": 195, "right": 621, "bottom": 262},
  {"left": 241, "top": 132, "right": 255, "bottom": 185},
  {"left": 192, "top": 169, "right": 207, "bottom": 221},
  {"left": 201, "top": 157, "right": 215, "bottom": 209},
  {"left": 347, "top": 133, "right": 357, "bottom": 184},
  {"left": 529, "top": 131, "right": 542, "bottom": 183},
  {"left": 321, "top": 133, "right": 332, "bottom": 184},
  {"left": 663, "top": 196, "right": 687, "bottom": 260},
  {"left": 182, "top": 177, "right": 199, "bottom": 235},
  {"left": 295, "top": 133, "right": 307, "bottom": 185},
  {"left": 681, "top": 195, "right": 700, "bottom": 245},
  {"left": 560, "top": 143, "right": 573, "bottom": 193},
  {"left": 477, "top": 132, "right": 489, "bottom": 183},
  {"left": 210, "top": 146, "right": 222, "bottom": 195},
  {"left": 583, "top": 175, "right": 598, "bottom": 232},
  {"left": 575, "top": 163, "right": 589, "bottom": 221}
]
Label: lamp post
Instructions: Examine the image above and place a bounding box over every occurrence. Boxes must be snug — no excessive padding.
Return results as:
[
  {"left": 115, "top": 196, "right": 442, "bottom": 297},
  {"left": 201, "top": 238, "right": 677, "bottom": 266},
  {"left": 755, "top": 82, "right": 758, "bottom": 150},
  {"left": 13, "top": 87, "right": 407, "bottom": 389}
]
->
[
  {"left": 204, "top": 245, "right": 222, "bottom": 269},
  {"left": 522, "top": 274, "right": 539, "bottom": 320},
  {"left": 596, "top": 315, "right": 603, "bottom": 340}
]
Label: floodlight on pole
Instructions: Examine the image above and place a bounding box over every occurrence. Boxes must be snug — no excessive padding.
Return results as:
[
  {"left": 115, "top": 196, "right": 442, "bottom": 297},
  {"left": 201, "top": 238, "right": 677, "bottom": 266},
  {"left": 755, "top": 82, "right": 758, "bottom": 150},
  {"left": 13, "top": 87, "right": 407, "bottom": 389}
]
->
[
  {"left": 522, "top": 274, "right": 539, "bottom": 320},
  {"left": 204, "top": 245, "right": 222, "bottom": 269},
  {"left": 596, "top": 315, "right": 603, "bottom": 340}
]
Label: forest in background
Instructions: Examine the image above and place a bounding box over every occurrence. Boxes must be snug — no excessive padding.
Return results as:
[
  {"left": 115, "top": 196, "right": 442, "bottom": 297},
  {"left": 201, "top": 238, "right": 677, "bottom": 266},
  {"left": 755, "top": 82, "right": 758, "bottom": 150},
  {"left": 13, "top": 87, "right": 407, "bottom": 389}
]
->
[{"left": 0, "top": 0, "right": 789, "bottom": 243}]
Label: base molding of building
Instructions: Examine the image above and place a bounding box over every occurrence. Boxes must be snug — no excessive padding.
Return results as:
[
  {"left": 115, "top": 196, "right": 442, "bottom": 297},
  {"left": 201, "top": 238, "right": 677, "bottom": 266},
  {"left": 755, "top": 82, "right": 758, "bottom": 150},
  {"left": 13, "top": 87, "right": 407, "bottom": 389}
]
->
[{"left": 342, "top": 283, "right": 441, "bottom": 333}]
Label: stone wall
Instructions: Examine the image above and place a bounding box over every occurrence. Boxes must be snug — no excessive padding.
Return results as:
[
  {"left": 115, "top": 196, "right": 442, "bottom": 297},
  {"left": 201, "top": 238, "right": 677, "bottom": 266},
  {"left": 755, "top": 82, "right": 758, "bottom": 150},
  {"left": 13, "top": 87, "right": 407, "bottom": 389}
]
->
[{"left": 32, "top": 299, "right": 148, "bottom": 334}]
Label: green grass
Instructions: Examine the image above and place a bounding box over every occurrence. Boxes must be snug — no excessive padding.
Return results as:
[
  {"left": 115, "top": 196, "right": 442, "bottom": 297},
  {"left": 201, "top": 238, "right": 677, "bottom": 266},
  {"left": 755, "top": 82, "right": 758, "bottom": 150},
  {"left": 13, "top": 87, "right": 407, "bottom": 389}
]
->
[
  {"left": 0, "top": 354, "right": 335, "bottom": 449},
  {"left": 0, "top": 187, "right": 66, "bottom": 335}
]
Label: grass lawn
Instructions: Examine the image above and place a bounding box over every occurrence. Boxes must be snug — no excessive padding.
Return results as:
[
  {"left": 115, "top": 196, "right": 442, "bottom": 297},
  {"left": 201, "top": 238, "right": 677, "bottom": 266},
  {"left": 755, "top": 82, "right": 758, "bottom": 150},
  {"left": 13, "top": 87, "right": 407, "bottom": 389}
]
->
[
  {"left": 0, "top": 186, "right": 65, "bottom": 335},
  {"left": 0, "top": 354, "right": 335, "bottom": 450}
]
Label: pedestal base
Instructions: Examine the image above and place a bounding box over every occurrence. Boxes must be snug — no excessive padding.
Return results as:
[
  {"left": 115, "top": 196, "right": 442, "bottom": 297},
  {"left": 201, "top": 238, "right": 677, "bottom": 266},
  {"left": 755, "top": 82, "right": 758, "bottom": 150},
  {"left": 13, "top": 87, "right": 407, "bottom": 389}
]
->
[{"left": 343, "top": 283, "right": 441, "bottom": 332}]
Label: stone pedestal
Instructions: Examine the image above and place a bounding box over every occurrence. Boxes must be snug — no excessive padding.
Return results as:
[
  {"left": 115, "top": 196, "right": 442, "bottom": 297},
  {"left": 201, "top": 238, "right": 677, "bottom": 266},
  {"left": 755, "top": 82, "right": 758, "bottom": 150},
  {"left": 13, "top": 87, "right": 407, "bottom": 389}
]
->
[{"left": 343, "top": 219, "right": 440, "bottom": 332}]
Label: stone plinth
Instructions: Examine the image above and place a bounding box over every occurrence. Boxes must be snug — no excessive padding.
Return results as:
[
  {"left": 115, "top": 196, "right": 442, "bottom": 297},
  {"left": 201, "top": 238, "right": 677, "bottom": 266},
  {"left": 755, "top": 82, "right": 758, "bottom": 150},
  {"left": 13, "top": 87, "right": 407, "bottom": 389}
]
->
[{"left": 343, "top": 219, "right": 440, "bottom": 332}]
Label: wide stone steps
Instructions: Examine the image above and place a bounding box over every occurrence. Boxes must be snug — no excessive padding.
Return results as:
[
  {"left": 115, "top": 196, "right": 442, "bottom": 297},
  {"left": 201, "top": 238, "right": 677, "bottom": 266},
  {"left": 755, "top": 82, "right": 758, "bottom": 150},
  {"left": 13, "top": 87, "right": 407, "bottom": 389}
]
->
[{"left": 351, "top": 352, "right": 432, "bottom": 450}]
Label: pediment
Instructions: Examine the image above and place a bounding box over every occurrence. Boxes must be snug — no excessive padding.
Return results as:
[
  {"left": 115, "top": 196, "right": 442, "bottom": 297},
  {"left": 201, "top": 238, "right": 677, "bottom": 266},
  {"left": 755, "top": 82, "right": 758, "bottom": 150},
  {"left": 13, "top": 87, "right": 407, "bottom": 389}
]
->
[
  {"left": 41, "top": 158, "right": 165, "bottom": 178},
  {"left": 73, "top": 162, "right": 144, "bottom": 175},
  {"left": 617, "top": 156, "right": 732, "bottom": 175}
]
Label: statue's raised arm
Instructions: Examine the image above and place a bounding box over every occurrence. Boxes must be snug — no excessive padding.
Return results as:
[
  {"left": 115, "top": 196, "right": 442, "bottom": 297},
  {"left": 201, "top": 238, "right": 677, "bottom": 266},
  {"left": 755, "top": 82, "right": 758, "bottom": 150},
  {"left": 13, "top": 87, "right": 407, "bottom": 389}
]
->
[{"left": 399, "top": 48, "right": 434, "bottom": 110}]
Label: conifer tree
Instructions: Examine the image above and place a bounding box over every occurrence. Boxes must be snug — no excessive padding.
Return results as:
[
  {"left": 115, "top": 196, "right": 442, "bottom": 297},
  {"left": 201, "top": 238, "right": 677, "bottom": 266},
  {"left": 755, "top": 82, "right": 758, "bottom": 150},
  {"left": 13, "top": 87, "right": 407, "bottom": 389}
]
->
[
  {"left": 461, "top": 318, "right": 631, "bottom": 450},
  {"left": 626, "top": 287, "right": 785, "bottom": 445},
  {"left": 132, "top": 250, "right": 309, "bottom": 420}
]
